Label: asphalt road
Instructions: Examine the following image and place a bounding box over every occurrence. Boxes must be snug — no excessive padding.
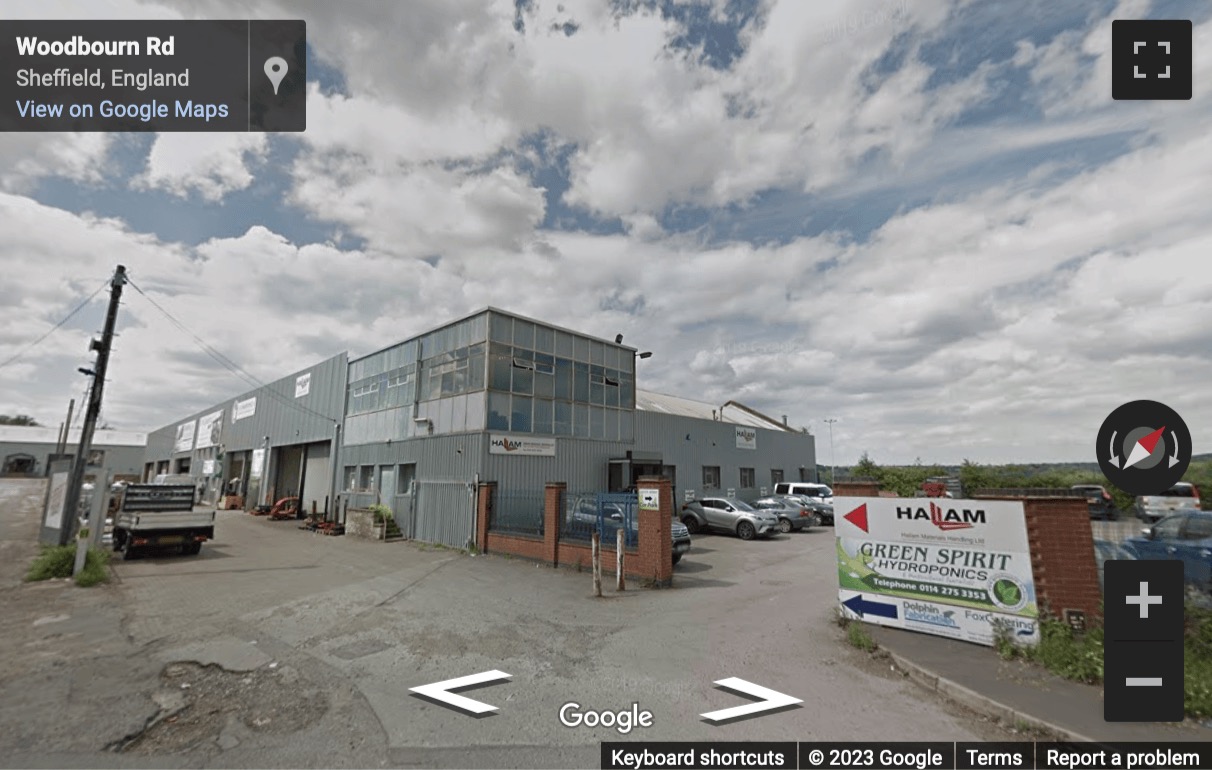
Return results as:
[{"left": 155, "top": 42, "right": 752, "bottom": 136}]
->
[{"left": 1, "top": 479, "right": 1019, "bottom": 768}]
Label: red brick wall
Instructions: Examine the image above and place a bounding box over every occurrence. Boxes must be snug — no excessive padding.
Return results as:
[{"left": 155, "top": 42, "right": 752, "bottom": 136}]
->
[
  {"left": 475, "top": 479, "right": 673, "bottom": 584},
  {"left": 1023, "top": 497, "right": 1103, "bottom": 624},
  {"left": 833, "top": 481, "right": 881, "bottom": 497}
]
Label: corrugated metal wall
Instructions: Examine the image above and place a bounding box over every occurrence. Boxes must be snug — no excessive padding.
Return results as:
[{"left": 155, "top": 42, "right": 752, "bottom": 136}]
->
[
  {"left": 633, "top": 412, "right": 816, "bottom": 502},
  {"left": 144, "top": 352, "right": 348, "bottom": 463}
]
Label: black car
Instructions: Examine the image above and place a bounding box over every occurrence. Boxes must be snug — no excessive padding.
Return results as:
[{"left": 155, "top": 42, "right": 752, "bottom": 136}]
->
[{"left": 1071, "top": 484, "right": 1115, "bottom": 520}]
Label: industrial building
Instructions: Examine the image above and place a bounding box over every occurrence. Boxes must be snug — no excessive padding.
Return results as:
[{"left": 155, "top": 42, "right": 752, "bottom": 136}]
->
[
  {"left": 143, "top": 308, "right": 817, "bottom": 547},
  {"left": 0, "top": 425, "right": 146, "bottom": 480}
]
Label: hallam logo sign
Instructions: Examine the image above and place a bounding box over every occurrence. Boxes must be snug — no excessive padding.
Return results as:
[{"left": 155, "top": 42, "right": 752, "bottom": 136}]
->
[
  {"left": 488, "top": 434, "right": 556, "bottom": 456},
  {"left": 897, "top": 502, "right": 986, "bottom": 531},
  {"left": 735, "top": 427, "right": 757, "bottom": 450}
]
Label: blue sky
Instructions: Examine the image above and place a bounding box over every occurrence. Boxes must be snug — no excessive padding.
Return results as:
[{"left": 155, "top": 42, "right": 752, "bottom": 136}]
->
[{"left": 1, "top": 0, "right": 1210, "bottom": 464}]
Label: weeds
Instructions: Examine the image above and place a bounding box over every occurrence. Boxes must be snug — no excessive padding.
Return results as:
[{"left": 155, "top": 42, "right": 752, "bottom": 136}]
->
[
  {"left": 846, "top": 622, "right": 876, "bottom": 651},
  {"left": 25, "top": 544, "right": 111, "bottom": 587}
]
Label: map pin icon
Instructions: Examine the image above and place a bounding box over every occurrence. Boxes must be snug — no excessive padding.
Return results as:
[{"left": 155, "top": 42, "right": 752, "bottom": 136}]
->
[{"left": 264, "top": 56, "right": 288, "bottom": 95}]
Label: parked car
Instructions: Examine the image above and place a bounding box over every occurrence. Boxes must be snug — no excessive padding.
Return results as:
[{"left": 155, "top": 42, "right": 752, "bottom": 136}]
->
[
  {"left": 1124, "top": 510, "right": 1212, "bottom": 590},
  {"left": 778, "top": 493, "right": 834, "bottom": 525},
  {"left": 1092, "top": 538, "right": 1135, "bottom": 593},
  {"left": 680, "top": 498, "right": 780, "bottom": 540},
  {"left": 1071, "top": 484, "right": 1116, "bottom": 520},
  {"left": 773, "top": 482, "right": 833, "bottom": 507},
  {"left": 567, "top": 495, "right": 693, "bottom": 564},
  {"left": 1135, "top": 482, "right": 1201, "bottom": 523},
  {"left": 752, "top": 497, "right": 817, "bottom": 533}
]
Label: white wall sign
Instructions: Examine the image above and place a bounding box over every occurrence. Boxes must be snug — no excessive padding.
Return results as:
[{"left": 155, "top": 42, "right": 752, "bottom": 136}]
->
[
  {"left": 726, "top": 488, "right": 735, "bottom": 498},
  {"left": 759, "top": 487, "right": 768, "bottom": 496},
  {"left": 196, "top": 410, "right": 223, "bottom": 449},
  {"left": 735, "top": 427, "right": 757, "bottom": 450},
  {"left": 488, "top": 434, "right": 556, "bottom": 456},
  {"left": 639, "top": 488, "right": 660, "bottom": 510},
  {"left": 684, "top": 489, "right": 695, "bottom": 502},
  {"left": 250, "top": 449, "right": 265, "bottom": 479},
  {"left": 174, "top": 420, "right": 197, "bottom": 453},
  {"left": 835, "top": 496, "right": 1038, "bottom": 647},
  {"left": 202, "top": 459, "right": 216, "bottom": 475},
  {"left": 44, "top": 471, "right": 69, "bottom": 530},
  {"left": 295, "top": 372, "right": 311, "bottom": 398},
  {"left": 232, "top": 397, "right": 256, "bottom": 423}
]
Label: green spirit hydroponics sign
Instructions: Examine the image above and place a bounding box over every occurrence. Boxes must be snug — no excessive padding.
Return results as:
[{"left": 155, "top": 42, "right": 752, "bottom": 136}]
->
[{"left": 836, "top": 497, "right": 1038, "bottom": 646}]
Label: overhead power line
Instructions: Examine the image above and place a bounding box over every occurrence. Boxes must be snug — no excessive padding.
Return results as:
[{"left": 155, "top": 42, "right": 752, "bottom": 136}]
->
[
  {"left": 0, "top": 281, "right": 108, "bottom": 371},
  {"left": 125, "top": 277, "right": 339, "bottom": 425}
]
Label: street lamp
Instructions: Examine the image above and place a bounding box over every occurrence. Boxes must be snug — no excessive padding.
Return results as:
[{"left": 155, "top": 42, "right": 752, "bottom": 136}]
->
[
  {"left": 636, "top": 351, "right": 652, "bottom": 360},
  {"left": 823, "top": 418, "right": 838, "bottom": 486}
]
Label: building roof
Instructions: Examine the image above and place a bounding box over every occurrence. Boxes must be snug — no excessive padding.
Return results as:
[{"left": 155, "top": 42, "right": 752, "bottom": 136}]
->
[
  {"left": 635, "top": 389, "right": 801, "bottom": 432},
  {"left": 0, "top": 425, "right": 148, "bottom": 447}
]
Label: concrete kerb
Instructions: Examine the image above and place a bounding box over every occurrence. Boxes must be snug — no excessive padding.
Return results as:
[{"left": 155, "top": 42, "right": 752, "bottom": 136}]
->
[{"left": 882, "top": 648, "right": 1094, "bottom": 742}]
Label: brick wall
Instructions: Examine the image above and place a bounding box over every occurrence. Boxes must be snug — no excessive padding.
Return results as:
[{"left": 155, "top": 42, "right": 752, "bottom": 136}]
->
[
  {"left": 972, "top": 493, "right": 1103, "bottom": 625},
  {"left": 833, "top": 481, "right": 881, "bottom": 497},
  {"left": 476, "top": 478, "right": 673, "bottom": 585}
]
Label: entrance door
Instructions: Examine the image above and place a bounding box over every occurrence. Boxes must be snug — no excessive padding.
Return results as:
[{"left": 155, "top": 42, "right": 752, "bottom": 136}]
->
[{"left": 379, "top": 465, "right": 396, "bottom": 511}]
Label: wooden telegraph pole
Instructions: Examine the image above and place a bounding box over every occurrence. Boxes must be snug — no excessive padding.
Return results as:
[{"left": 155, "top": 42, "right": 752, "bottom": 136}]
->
[{"left": 59, "top": 265, "right": 127, "bottom": 545}]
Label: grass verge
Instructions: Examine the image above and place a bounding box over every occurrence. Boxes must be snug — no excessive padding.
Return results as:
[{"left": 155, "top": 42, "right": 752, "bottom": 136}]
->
[
  {"left": 25, "top": 543, "right": 112, "bottom": 587},
  {"left": 995, "top": 604, "right": 1212, "bottom": 719}
]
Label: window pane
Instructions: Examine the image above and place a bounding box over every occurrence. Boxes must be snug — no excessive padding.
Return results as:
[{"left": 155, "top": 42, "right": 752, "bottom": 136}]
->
[
  {"left": 555, "top": 330, "right": 575, "bottom": 358},
  {"left": 468, "top": 354, "right": 485, "bottom": 390},
  {"left": 512, "top": 363, "right": 533, "bottom": 394},
  {"left": 534, "top": 325, "right": 554, "bottom": 353},
  {"left": 359, "top": 466, "right": 374, "bottom": 490},
  {"left": 555, "top": 358, "right": 572, "bottom": 400},
  {"left": 604, "top": 376, "right": 619, "bottom": 407},
  {"left": 511, "top": 396, "right": 532, "bottom": 433},
  {"left": 590, "top": 406, "right": 605, "bottom": 438},
  {"left": 535, "top": 370, "right": 554, "bottom": 398},
  {"left": 575, "top": 335, "right": 590, "bottom": 362},
  {"left": 533, "top": 398, "right": 553, "bottom": 434},
  {"left": 490, "top": 313, "right": 512, "bottom": 342},
  {"left": 771, "top": 469, "right": 784, "bottom": 484},
  {"left": 591, "top": 341, "right": 604, "bottom": 365},
  {"left": 574, "top": 362, "right": 590, "bottom": 402},
  {"left": 487, "top": 391, "right": 510, "bottom": 430},
  {"left": 490, "top": 355, "right": 511, "bottom": 391},
  {"left": 441, "top": 370, "right": 456, "bottom": 395},
  {"left": 554, "top": 401, "right": 572, "bottom": 435},
  {"left": 573, "top": 403, "right": 590, "bottom": 437},
  {"left": 469, "top": 313, "right": 488, "bottom": 343},
  {"left": 489, "top": 341, "right": 511, "bottom": 357},
  {"left": 621, "top": 376, "right": 634, "bottom": 409},
  {"left": 513, "top": 319, "right": 535, "bottom": 348},
  {"left": 590, "top": 378, "right": 604, "bottom": 405}
]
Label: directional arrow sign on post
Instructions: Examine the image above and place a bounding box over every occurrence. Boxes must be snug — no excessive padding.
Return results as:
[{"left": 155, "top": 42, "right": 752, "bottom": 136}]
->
[
  {"left": 841, "top": 594, "right": 898, "bottom": 619},
  {"left": 409, "top": 670, "right": 512, "bottom": 715},
  {"left": 700, "top": 677, "right": 802, "bottom": 723}
]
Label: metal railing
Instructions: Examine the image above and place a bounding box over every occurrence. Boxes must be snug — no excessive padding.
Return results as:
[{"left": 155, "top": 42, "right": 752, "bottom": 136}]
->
[
  {"left": 561, "top": 491, "right": 639, "bottom": 547},
  {"left": 491, "top": 489, "right": 546, "bottom": 537}
]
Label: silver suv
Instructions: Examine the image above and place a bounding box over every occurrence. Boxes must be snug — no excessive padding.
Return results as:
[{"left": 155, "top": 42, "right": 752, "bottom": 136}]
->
[{"left": 680, "top": 497, "right": 780, "bottom": 540}]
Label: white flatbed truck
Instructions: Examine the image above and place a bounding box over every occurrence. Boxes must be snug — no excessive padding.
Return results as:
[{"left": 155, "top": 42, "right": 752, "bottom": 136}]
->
[{"left": 112, "top": 484, "right": 215, "bottom": 560}]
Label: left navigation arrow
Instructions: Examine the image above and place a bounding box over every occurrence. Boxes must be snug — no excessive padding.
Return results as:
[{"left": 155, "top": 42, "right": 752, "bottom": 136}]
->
[{"left": 409, "top": 670, "right": 512, "bottom": 716}]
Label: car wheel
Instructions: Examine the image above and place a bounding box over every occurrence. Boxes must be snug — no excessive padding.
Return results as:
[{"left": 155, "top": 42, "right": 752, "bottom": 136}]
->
[
  {"left": 682, "top": 516, "right": 701, "bottom": 535},
  {"left": 737, "top": 521, "right": 756, "bottom": 540},
  {"left": 811, "top": 514, "right": 822, "bottom": 528},
  {"left": 779, "top": 518, "right": 792, "bottom": 534},
  {"left": 672, "top": 553, "right": 681, "bottom": 565}
]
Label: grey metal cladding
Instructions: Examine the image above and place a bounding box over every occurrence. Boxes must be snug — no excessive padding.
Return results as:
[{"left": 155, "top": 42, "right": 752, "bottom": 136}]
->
[{"left": 144, "top": 351, "right": 347, "bottom": 463}]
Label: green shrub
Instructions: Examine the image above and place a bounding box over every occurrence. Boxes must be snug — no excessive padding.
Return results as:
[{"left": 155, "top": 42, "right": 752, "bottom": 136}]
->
[
  {"left": 368, "top": 504, "right": 392, "bottom": 523},
  {"left": 846, "top": 622, "right": 876, "bottom": 652},
  {"left": 25, "top": 543, "right": 111, "bottom": 586},
  {"left": 75, "top": 548, "right": 111, "bottom": 587},
  {"left": 25, "top": 544, "right": 76, "bottom": 581}
]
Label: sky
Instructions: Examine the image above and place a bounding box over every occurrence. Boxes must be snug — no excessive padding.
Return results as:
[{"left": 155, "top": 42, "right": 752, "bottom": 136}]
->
[{"left": 1, "top": 0, "right": 1209, "bottom": 465}]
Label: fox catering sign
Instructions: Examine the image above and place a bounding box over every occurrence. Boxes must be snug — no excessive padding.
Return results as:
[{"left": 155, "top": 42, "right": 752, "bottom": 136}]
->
[
  {"left": 488, "top": 434, "right": 556, "bottom": 456},
  {"left": 835, "top": 497, "right": 1038, "bottom": 647}
]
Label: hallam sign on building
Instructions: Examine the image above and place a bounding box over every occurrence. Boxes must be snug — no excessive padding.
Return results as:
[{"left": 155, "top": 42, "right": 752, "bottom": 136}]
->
[
  {"left": 735, "top": 427, "right": 757, "bottom": 450},
  {"left": 488, "top": 434, "right": 556, "bottom": 456},
  {"left": 835, "top": 497, "right": 1038, "bottom": 647}
]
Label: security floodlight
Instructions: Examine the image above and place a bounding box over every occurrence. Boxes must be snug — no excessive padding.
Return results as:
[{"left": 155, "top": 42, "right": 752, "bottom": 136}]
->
[
  {"left": 414, "top": 416, "right": 431, "bottom": 424},
  {"left": 637, "top": 351, "right": 653, "bottom": 359},
  {"left": 615, "top": 334, "right": 624, "bottom": 344}
]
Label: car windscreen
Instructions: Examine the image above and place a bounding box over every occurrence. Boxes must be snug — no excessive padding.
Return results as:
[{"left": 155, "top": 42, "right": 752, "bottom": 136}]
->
[{"left": 731, "top": 500, "right": 757, "bottom": 512}]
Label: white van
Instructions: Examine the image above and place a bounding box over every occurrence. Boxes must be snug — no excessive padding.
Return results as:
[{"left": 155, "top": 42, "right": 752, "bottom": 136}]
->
[
  {"left": 1135, "top": 482, "right": 1201, "bottom": 523},
  {"left": 773, "top": 482, "right": 833, "bottom": 506}
]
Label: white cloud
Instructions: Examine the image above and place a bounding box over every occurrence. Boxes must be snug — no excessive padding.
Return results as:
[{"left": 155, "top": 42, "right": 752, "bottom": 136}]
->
[{"left": 138, "top": 133, "right": 268, "bottom": 201}]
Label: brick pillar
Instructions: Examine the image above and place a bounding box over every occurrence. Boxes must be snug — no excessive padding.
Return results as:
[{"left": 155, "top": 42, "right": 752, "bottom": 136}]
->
[
  {"left": 1023, "top": 497, "right": 1103, "bottom": 624},
  {"left": 636, "top": 475, "right": 673, "bottom": 586},
  {"left": 544, "top": 482, "right": 565, "bottom": 566},
  {"left": 476, "top": 481, "right": 496, "bottom": 554}
]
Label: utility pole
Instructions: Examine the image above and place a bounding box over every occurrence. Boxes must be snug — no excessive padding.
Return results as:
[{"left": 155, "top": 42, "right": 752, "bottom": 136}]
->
[
  {"left": 59, "top": 265, "right": 126, "bottom": 545},
  {"left": 823, "top": 418, "right": 838, "bottom": 487},
  {"left": 56, "top": 398, "right": 75, "bottom": 455}
]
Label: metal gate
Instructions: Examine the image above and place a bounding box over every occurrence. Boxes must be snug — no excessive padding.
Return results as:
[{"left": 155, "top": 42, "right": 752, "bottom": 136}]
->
[{"left": 404, "top": 479, "right": 478, "bottom": 549}]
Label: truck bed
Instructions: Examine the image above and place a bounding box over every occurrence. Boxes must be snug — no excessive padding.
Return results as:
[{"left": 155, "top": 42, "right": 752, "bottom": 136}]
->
[{"left": 113, "top": 509, "right": 216, "bottom": 531}]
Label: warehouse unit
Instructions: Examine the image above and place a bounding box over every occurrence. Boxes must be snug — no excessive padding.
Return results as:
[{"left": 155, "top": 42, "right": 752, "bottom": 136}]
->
[
  {"left": 0, "top": 425, "right": 146, "bottom": 479},
  {"left": 144, "top": 308, "right": 815, "bottom": 548},
  {"left": 144, "top": 352, "right": 347, "bottom": 511}
]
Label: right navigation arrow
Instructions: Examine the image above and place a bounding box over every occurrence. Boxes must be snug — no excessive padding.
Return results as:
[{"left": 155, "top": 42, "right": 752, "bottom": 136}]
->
[{"left": 700, "top": 677, "right": 802, "bottom": 724}]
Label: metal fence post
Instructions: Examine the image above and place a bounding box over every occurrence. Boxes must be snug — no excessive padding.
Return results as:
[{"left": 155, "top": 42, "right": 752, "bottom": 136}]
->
[
  {"left": 616, "top": 527, "right": 625, "bottom": 591},
  {"left": 591, "top": 531, "right": 602, "bottom": 597}
]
